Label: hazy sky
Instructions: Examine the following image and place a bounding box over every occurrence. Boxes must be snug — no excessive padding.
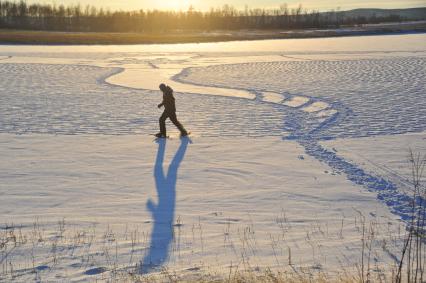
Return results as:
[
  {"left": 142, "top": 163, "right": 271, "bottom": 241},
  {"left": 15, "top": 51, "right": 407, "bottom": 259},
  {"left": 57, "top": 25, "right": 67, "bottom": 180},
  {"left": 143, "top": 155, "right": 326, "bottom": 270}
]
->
[{"left": 24, "top": 0, "right": 426, "bottom": 11}]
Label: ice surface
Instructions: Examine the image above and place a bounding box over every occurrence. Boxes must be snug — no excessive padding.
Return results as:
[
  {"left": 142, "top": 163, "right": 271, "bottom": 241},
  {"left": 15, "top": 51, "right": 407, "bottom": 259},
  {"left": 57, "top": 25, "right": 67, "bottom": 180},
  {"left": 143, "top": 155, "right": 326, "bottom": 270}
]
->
[
  {"left": 282, "top": 96, "right": 310, "bottom": 108},
  {"left": 301, "top": 102, "right": 329, "bottom": 113},
  {"left": 0, "top": 33, "right": 424, "bottom": 53},
  {"left": 261, "top": 92, "right": 286, "bottom": 103}
]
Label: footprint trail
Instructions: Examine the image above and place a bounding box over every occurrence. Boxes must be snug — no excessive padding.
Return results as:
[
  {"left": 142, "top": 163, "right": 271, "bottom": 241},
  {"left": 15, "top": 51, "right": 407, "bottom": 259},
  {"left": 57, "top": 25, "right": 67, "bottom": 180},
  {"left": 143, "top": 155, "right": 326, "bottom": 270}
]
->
[{"left": 174, "top": 57, "right": 426, "bottom": 223}]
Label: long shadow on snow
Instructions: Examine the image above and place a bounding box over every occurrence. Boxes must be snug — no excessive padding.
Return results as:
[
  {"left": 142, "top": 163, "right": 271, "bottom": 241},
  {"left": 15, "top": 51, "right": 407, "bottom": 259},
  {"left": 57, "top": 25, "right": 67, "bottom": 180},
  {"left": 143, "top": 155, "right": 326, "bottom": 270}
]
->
[{"left": 140, "top": 138, "right": 189, "bottom": 274}]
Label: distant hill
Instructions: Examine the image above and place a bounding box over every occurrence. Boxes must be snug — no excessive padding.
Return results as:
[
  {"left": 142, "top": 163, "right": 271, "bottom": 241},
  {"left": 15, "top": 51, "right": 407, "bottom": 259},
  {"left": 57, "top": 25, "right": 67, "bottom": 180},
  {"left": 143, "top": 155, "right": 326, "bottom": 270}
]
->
[{"left": 340, "top": 7, "right": 426, "bottom": 20}]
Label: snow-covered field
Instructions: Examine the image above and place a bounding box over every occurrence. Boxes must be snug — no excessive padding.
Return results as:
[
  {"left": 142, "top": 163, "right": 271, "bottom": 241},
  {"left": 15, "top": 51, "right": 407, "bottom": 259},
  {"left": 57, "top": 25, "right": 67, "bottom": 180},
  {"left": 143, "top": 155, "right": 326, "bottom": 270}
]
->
[{"left": 0, "top": 34, "right": 425, "bottom": 282}]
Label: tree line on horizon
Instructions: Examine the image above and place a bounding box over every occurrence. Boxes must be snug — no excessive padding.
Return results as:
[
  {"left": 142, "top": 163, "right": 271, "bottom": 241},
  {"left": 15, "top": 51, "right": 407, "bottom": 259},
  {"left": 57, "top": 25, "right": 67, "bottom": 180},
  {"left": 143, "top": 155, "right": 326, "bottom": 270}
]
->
[{"left": 0, "top": 0, "right": 413, "bottom": 32}]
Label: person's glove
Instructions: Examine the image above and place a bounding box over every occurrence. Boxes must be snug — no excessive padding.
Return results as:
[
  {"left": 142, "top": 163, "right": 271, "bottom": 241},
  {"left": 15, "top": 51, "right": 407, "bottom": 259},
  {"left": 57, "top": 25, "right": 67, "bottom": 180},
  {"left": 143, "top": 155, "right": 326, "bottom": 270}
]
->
[{"left": 157, "top": 104, "right": 162, "bottom": 108}]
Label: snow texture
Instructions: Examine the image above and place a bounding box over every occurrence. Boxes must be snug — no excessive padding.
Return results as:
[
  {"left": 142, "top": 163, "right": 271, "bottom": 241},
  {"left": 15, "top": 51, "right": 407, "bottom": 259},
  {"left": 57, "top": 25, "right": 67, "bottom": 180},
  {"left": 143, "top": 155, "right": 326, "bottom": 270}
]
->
[
  {"left": 0, "top": 64, "right": 286, "bottom": 137},
  {"left": 174, "top": 55, "right": 426, "bottom": 221},
  {"left": 177, "top": 57, "right": 426, "bottom": 139},
  {"left": 0, "top": 34, "right": 425, "bottom": 280}
]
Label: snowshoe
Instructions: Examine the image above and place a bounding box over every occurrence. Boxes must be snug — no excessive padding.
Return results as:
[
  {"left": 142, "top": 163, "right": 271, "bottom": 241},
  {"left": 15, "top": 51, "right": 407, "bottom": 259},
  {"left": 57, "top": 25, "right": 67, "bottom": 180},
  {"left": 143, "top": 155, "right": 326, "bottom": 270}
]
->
[{"left": 155, "top": 133, "right": 167, "bottom": 138}]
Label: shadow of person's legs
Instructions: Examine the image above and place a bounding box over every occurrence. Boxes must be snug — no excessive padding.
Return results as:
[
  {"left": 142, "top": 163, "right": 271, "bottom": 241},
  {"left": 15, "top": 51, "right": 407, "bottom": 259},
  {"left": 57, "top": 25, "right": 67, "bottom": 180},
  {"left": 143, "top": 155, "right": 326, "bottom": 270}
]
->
[{"left": 141, "top": 138, "right": 189, "bottom": 273}]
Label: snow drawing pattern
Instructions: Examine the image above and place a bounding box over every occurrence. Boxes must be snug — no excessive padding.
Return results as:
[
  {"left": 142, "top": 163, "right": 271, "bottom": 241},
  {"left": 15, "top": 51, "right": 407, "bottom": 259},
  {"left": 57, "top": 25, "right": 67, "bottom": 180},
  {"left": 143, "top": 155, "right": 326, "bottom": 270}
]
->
[
  {"left": 0, "top": 64, "right": 286, "bottom": 136},
  {"left": 175, "top": 57, "right": 426, "bottom": 222},
  {"left": 0, "top": 56, "right": 424, "bottom": 224}
]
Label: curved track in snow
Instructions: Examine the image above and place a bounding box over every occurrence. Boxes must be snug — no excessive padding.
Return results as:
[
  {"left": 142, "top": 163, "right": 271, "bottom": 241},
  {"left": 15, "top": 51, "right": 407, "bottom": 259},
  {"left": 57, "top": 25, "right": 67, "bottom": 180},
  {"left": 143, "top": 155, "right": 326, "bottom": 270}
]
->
[
  {"left": 0, "top": 55, "right": 424, "bottom": 223},
  {"left": 173, "top": 57, "right": 426, "bottom": 222}
]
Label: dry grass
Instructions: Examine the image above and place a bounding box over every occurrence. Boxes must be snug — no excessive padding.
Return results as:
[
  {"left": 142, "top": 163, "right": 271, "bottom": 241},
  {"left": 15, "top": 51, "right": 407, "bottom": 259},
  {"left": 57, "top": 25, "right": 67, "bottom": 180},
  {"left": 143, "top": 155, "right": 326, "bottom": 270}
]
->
[
  {"left": 0, "top": 29, "right": 241, "bottom": 45},
  {"left": 0, "top": 212, "right": 403, "bottom": 282},
  {"left": 0, "top": 21, "right": 425, "bottom": 45},
  {"left": 0, "top": 153, "right": 423, "bottom": 282}
]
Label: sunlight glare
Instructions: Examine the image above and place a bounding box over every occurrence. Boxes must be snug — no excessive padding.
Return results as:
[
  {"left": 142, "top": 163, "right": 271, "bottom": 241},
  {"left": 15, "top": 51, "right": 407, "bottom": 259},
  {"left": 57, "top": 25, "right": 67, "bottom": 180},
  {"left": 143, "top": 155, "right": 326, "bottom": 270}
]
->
[{"left": 163, "top": 0, "right": 195, "bottom": 11}]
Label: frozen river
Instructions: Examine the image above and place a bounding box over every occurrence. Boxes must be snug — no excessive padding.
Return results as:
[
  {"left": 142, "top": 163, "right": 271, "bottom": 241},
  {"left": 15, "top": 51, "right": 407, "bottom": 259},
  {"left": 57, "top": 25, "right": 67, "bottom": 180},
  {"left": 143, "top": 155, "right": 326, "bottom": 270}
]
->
[
  {"left": 1, "top": 33, "right": 425, "bottom": 138},
  {"left": 0, "top": 34, "right": 425, "bottom": 281}
]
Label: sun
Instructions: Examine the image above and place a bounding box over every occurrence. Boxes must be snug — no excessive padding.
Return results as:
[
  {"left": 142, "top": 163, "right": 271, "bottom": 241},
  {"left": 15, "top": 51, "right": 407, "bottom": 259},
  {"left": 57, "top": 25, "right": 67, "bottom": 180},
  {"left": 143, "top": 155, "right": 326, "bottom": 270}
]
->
[{"left": 161, "top": 0, "right": 195, "bottom": 11}]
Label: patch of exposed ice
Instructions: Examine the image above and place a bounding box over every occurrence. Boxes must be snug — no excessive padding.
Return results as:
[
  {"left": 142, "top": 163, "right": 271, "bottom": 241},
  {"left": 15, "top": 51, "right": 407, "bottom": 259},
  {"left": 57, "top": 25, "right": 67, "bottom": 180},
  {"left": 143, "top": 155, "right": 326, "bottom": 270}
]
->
[
  {"left": 316, "top": 109, "right": 338, "bottom": 118},
  {"left": 106, "top": 66, "right": 255, "bottom": 99},
  {"left": 0, "top": 33, "right": 424, "bottom": 53},
  {"left": 282, "top": 96, "right": 310, "bottom": 108},
  {"left": 261, "top": 92, "right": 285, "bottom": 103},
  {"left": 302, "top": 101, "right": 329, "bottom": 113}
]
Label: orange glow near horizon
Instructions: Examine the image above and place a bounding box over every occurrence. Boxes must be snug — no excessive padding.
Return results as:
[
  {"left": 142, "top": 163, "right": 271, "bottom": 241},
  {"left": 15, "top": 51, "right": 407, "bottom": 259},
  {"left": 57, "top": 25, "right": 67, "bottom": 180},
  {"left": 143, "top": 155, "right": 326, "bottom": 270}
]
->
[
  {"left": 160, "top": 0, "right": 196, "bottom": 11},
  {"left": 22, "top": 0, "right": 426, "bottom": 12}
]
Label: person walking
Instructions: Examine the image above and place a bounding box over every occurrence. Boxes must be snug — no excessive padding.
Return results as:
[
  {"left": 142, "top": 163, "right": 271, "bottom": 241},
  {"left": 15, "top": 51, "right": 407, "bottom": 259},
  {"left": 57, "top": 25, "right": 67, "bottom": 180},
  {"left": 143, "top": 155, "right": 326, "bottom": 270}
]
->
[{"left": 155, "top": 83, "right": 188, "bottom": 138}]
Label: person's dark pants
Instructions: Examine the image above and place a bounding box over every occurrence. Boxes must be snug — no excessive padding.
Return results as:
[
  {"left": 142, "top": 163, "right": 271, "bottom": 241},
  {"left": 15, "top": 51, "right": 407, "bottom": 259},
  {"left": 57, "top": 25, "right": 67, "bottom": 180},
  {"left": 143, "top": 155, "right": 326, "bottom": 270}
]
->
[{"left": 159, "top": 111, "right": 187, "bottom": 136}]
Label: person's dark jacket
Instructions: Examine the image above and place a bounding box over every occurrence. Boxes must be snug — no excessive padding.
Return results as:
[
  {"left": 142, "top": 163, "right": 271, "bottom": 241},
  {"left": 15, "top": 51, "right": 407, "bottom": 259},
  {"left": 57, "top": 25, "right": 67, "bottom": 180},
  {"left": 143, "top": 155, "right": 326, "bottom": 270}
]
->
[{"left": 159, "top": 86, "right": 176, "bottom": 113}]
